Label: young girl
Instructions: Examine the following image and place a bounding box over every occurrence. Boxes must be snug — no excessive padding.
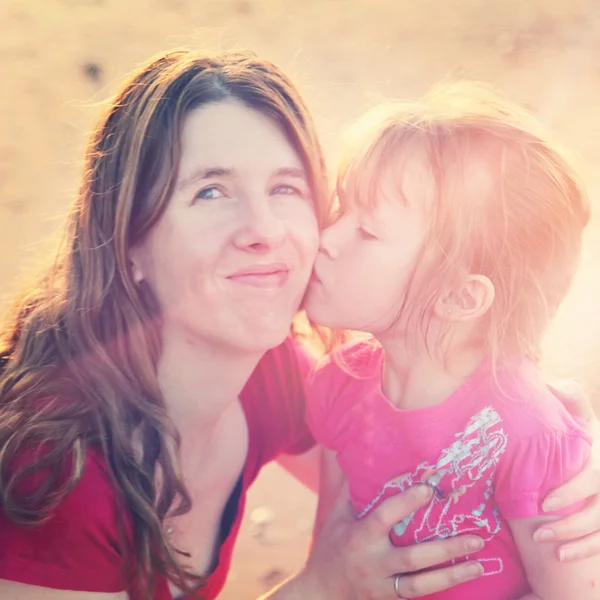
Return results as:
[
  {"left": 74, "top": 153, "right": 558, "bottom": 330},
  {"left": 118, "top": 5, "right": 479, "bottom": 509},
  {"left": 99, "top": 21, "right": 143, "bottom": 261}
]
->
[{"left": 304, "top": 82, "right": 595, "bottom": 599}]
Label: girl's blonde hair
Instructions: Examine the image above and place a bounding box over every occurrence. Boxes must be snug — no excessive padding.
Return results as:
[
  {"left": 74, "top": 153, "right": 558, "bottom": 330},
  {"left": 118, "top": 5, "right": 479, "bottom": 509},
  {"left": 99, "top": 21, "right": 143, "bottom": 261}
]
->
[{"left": 336, "top": 81, "right": 589, "bottom": 365}]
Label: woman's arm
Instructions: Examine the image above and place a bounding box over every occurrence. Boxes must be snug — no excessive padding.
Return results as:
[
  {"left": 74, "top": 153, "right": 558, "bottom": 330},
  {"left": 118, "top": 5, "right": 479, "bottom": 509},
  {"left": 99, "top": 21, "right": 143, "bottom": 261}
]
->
[
  {"left": 511, "top": 514, "right": 599, "bottom": 599},
  {"left": 260, "top": 483, "right": 485, "bottom": 600},
  {"left": 535, "top": 454, "right": 600, "bottom": 560},
  {"left": 279, "top": 409, "right": 600, "bottom": 562},
  {"left": 262, "top": 461, "right": 554, "bottom": 600},
  {"left": 0, "top": 581, "right": 126, "bottom": 600},
  {"left": 535, "top": 384, "right": 600, "bottom": 560}
]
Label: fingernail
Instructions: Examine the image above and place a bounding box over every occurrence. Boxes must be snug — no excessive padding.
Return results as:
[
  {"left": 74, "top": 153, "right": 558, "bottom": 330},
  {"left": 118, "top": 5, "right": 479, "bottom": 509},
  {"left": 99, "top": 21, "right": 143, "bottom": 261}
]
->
[
  {"left": 543, "top": 496, "right": 563, "bottom": 512},
  {"left": 466, "top": 537, "right": 484, "bottom": 552},
  {"left": 415, "top": 484, "right": 433, "bottom": 500},
  {"left": 559, "top": 547, "right": 575, "bottom": 562},
  {"left": 461, "top": 562, "right": 484, "bottom": 580},
  {"left": 533, "top": 528, "right": 555, "bottom": 542}
]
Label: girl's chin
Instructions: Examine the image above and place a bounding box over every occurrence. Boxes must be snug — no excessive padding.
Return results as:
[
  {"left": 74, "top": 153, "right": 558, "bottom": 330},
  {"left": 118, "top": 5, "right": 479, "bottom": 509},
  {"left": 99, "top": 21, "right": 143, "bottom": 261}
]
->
[{"left": 304, "top": 310, "right": 341, "bottom": 331}]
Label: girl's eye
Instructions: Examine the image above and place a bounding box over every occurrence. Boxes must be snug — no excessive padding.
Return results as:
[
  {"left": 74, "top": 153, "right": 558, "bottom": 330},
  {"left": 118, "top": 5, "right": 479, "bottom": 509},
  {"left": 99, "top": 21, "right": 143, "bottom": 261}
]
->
[
  {"left": 272, "top": 184, "right": 303, "bottom": 197},
  {"left": 358, "top": 226, "right": 378, "bottom": 241},
  {"left": 193, "top": 186, "right": 226, "bottom": 202}
]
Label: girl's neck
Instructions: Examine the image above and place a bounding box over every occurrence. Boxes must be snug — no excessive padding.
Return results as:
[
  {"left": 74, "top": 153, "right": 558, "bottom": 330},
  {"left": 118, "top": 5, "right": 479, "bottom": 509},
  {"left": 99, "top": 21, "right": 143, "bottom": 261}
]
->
[
  {"left": 157, "top": 326, "right": 264, "bottom": 436},
  {"left": 379, "top": 336, "right": 485, "bottom": 411}
]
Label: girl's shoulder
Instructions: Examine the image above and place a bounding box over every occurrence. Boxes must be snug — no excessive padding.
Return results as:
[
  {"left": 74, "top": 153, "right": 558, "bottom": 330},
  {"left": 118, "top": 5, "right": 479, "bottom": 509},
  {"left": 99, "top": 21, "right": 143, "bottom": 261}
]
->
[
  {"left": 314, "top": 338, "right": 383, "bottom": 384},
  {"left": 306, "top": 339, "right": 383, "bottom": 447},
  {"left": 486, "top": 359, "right": 589, "bottom": 441},
  {"left": 453, "top": 361, "right": 592, "bottom": 520}
]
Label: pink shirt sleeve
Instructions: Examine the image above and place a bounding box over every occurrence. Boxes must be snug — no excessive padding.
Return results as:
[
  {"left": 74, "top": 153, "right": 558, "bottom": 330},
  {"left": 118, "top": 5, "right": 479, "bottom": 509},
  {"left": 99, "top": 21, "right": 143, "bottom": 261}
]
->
[
  {"left": 305, "top": 355, "right": 336, "bottom": 447},
  {"left": 494, "top": 425, "right": 592, "bottom": 520},
  {"left": 306, "top": 341, "right": 383, "bottom": 450},
  {"left": 305, "top": 354, "right": 358, "bottom": 449}
]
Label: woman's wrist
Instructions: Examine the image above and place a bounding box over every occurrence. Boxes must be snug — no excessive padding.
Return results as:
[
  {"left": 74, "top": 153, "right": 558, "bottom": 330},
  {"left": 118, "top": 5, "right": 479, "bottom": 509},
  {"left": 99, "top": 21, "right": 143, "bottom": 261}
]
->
[{"left": 257, "top": 568, "right": 327, "bottom": 600}]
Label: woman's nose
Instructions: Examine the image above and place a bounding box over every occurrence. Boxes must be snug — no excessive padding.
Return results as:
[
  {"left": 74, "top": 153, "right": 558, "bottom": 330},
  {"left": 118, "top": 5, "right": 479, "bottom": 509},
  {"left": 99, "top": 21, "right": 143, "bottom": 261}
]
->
[{"left": 234, "top": 198, "right": 286, "bottom": 252}]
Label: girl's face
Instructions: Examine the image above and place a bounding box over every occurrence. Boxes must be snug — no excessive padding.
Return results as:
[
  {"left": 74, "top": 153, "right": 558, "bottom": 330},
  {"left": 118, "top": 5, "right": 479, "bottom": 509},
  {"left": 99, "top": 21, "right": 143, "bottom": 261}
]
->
[
  {"left": 305, "top": 156, "right": 432, "bottom": 335},
  {"left": 130, "top": 100, "right": 319, "bottom": 353}
]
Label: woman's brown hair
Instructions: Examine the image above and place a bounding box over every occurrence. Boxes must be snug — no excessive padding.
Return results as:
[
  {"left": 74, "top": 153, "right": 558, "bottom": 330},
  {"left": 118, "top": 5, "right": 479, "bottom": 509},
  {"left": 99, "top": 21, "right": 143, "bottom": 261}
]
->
[{"left": 0, "top": 49, "right": 328, "bottom": 598}]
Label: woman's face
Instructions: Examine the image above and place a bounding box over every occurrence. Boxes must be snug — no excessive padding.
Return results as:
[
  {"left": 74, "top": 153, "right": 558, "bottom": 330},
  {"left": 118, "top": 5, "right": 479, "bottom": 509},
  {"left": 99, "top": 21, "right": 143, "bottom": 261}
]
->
[{"left": 130, "top": 100, "right": 319, "bottom": 353}]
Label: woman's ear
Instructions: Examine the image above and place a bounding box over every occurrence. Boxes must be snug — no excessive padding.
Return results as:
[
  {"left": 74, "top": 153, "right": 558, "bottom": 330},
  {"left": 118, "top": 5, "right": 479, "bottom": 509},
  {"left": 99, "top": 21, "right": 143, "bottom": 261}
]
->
[
  {"left": 434, "top": 274, "right": 495, "bottom": 322},
  {"left": 128, "top": 248, "right": 144, "bottom": 285}
]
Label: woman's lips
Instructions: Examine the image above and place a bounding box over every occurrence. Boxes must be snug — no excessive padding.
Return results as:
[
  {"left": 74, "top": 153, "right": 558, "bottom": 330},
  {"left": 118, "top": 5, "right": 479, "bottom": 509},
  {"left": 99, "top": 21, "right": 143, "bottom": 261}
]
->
[{"left": 226, "top": 263, "right": 290, "bottom": 289}]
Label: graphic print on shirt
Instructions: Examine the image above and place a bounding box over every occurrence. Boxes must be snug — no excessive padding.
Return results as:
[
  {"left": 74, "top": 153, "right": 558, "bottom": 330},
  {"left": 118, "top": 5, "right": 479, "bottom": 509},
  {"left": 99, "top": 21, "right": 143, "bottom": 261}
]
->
[{"left": 359, "top": 406, "right": 508, "bottom": 576}]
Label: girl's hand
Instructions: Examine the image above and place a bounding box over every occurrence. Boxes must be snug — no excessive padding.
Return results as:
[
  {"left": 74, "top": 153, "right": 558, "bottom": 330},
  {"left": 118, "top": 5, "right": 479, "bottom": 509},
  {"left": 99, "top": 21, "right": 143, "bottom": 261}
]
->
[
  {"left": 303, "top": 483, "right": 484, "bottom": 599},
  {"left": 536, "top": 380, "right": 600, "bottom": 560}
]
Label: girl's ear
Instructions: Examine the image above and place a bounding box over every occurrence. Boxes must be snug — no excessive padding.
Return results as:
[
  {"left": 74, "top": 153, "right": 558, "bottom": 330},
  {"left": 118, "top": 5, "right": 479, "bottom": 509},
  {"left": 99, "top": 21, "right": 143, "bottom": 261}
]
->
[{"left": 434, "top": 274, "right": 495, "bottom": 322}]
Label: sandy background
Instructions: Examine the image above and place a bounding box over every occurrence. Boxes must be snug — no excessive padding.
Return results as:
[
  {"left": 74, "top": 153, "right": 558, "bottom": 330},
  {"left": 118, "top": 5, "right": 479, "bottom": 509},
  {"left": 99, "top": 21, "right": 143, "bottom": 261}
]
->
[{"left": 1, "top": 0, "right": 600, "bottom": 597}]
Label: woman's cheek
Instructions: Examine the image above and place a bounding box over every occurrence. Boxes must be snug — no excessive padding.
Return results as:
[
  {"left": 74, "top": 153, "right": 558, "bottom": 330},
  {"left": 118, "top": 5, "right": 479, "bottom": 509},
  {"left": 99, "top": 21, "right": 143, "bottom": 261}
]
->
[{"left": 294, "top": 205, "right": 320, "bottom": 260}]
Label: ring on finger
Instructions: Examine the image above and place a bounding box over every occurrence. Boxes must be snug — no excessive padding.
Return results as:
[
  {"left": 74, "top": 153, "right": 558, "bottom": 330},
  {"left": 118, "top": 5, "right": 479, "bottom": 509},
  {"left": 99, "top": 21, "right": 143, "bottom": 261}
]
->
[{"left": 393, "top": 573, "right": 407, "bottom": 599}]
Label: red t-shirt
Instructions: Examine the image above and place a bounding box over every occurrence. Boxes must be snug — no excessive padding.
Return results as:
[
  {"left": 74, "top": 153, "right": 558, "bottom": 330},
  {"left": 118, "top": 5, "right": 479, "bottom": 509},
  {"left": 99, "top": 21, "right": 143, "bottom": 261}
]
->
[{"left": 0, "top": 337, "right": 315, "bottom": 598}]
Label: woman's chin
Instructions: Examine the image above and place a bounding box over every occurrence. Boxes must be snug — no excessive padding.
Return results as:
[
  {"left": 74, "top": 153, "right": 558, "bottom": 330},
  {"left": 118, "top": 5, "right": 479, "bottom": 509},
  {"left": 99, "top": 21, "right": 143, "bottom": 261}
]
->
[
  {"left": 304, "top": 297, "right": 336, "bottom": 329},
  {"left": 231, "top": 318, "right": 295, "bottom": 354}
]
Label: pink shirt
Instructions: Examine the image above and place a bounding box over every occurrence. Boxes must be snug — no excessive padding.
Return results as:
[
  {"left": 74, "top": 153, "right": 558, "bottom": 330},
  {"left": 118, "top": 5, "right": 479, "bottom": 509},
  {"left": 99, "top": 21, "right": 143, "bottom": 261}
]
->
[{"left": 307, "top": 342, "right": 591, "bottom": 600}]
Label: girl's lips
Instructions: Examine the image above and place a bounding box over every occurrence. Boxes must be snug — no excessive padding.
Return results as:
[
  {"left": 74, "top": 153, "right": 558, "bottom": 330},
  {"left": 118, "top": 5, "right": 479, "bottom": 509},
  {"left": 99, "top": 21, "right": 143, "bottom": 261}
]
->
[{"left": 310, "top": 270, "right": 322, "bottom": 285}]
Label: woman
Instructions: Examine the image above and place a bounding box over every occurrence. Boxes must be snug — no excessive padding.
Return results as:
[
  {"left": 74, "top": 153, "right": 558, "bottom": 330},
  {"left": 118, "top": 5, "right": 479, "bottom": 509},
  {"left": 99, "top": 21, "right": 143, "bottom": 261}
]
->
[{"left": 0, "top": 49, "right": 598, "bottom": 600}]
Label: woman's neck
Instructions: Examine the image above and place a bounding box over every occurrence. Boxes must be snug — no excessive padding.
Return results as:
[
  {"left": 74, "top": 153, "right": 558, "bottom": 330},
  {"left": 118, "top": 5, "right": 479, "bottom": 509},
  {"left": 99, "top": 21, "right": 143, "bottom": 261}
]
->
[
  {"left": 379, "top": 336, "right": 484, "bottom": 411},
  {"left": 157, "top": 327, "right": 264, "bottom": 435}
]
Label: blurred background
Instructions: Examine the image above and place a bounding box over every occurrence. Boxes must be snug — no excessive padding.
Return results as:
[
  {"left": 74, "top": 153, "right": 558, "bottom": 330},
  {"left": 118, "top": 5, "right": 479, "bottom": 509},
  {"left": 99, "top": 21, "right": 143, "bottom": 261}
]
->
[{"left": 1, "top": 0, "right": 599, "bottom": 597}]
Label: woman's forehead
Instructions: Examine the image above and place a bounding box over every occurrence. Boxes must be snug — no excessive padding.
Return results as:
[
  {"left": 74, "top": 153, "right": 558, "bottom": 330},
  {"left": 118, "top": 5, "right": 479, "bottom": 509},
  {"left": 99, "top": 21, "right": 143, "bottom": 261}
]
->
[{"left": 177, "top": 101, "right": 303, "bottom": 178}]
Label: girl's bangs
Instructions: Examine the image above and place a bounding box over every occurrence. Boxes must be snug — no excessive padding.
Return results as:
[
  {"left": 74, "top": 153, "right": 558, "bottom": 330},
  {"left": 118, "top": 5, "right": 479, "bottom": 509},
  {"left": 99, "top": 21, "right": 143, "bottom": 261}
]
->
[{"left": 336, "top": 129, "right": 419, "bottom": 214}]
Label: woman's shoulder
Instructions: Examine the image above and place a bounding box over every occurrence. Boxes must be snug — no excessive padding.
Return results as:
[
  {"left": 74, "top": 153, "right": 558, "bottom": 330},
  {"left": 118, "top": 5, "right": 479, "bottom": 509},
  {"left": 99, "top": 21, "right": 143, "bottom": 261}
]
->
[
  {"left": 243, "top": 336, "right": 316, "bottom": 402},
  {"left": 0, "top": 444, "right": 127, "bottom": 593},
  {"left": 3, "top": 442, "right": 122, "bottom": 534},
  {"left": 240, "top": 337, "right": 317, "bottom": 460}
]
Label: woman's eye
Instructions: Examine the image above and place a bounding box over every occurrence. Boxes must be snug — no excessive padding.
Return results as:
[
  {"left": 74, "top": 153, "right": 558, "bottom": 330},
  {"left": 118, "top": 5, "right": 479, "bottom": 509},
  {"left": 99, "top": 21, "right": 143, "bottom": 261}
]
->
[
  {"left": 193, "top": 186, "right": 226, "bottom": 202},
  {"left": 272, "top": 184, "right": 303, "bottom": 197}
]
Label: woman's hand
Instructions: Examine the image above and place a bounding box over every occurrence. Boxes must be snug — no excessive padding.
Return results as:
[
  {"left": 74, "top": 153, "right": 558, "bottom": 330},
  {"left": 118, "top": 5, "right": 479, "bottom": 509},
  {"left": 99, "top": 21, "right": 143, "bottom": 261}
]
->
[
  {"left": 535, "top": 381, "right": 600, "bottom": 561},
  {"left": 301, "top": 483, "right": 484, "bottom": 599}
]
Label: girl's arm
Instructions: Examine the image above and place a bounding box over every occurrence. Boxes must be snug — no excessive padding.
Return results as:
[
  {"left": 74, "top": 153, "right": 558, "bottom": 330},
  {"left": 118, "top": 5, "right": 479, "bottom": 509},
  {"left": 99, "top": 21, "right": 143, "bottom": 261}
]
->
[
  {"left": 312, "top": 448, "right": 347, "bottom": 536},
  {"left": 277, "top": 445, "right": 322, "bottom": 493},
  {"left": 510, "top": 515, "right": 599, "bottom": 599}
]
